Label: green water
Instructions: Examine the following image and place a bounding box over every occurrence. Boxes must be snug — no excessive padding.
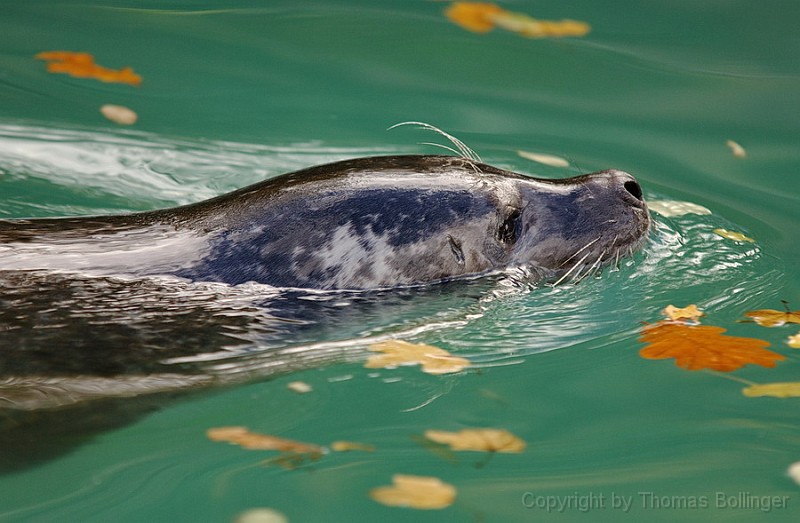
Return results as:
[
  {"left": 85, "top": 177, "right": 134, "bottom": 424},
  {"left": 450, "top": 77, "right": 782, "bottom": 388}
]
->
[{"left": 1, "top": 1, "right": 799, "bottom": 521}]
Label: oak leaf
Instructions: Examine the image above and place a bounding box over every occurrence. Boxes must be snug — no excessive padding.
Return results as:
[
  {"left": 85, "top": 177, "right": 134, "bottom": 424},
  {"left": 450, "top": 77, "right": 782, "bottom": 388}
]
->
[
  {"left": 370, "top": 474, "right": 456, "bottom": 510},
  {"left": 424, "top": 428, "right": 525, "bottom": 453},
  {"left": 744, "top": 308, "right": 800, "bottom": 328},
  {"left": 742, "top": 382, "right": 800, "bottom": 398},
  {"left": 639, "top": 322, "right": 781, "bottom": 372}
]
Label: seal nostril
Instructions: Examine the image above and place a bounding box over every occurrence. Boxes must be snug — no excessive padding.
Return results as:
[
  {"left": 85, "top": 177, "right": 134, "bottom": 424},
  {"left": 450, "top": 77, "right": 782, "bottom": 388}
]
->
[{"left": 624, "top": 180, "right": 643, "bottom": 201}]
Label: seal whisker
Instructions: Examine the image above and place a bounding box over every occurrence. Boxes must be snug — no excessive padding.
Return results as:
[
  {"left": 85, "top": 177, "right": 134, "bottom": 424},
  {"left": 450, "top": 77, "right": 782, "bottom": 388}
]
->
[
  {"left": 552, "top": 251, "right": 592, "bottom": 286},
  {"left": 388, "top": 121, "right": 482, "bottom": 163},
  {"left": 559, "top": 237, "right": 601, "bottom": 268}
]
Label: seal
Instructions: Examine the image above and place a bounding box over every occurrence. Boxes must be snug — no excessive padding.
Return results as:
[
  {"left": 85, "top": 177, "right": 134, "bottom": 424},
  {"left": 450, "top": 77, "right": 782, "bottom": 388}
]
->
[{"left": 0, "top": 155, "right": 650, "bottom": 289}]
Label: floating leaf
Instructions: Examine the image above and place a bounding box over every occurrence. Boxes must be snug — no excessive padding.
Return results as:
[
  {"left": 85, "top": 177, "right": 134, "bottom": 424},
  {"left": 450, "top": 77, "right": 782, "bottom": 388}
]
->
[
  {"left": 36, "top": 51, "right": 142, "bottom": 86},
  {"left": 726, "top": 139, "right": 747, "bottom": 158},
  {"left": 331, "top": 441, "right": 375, "bottom": 452},
  {"left": 206, "top": 426, "right": 323, "bottom": 456},
  {"left": 365, "top": 340, "right": 470, "bottom": 375},
  {"left": 370, "top": 474, "right": 456, "bottom": 510},
  {"left": 788, "top": 333, "right": 800, "bottom": 348},
  {"left": 233, "top": 508, "right": 289, "bottom": 523},
  {"left": 445, "top": 2, "right": 590, "bottom": 39},
  {"left": 744, "top": 308, "right": 800, "bottom": 328},
  {"left": 647, "top": 200, "right": 712, "bottom": 217},
  {"left": 742, "top": 382, "right": 800, "bottom": 398},
  {"left": 713, "top": 228, "right": 754, "bottom": 243},
  {"left": 286, "top": 381, "right": 313, "bottom": 394},
  {"left": 662, "top": 304, "right": 704, "bottom": 323},
  {"left": 788, "top": 462, "right": 800, "bottom": 486},
  {"left": 639, "top": 322, "right": 780, "bottom": 372},
  {"left": 424, "top": 428, "right": 525, "bottom": 453},
  {"left": 517, "top": 150, "right": 570, "bottom": 168},
  {"left": 100, "top": 104, "right": 138, "bottom": 125}
]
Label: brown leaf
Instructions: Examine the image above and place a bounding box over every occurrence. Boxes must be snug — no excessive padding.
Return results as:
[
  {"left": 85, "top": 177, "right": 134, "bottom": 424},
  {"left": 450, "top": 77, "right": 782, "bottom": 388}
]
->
[
  {"left": 744, "top": 309, "right": 800, "bottom": 328},
  {"left": 424, "top": 428, "right": 526, "bottom": 453},
  {"left": 639, "top": 322, "right": 781, "bottom": 372},
  {"left": 370, "top": 474, "right": 456, "bottom": 510}
]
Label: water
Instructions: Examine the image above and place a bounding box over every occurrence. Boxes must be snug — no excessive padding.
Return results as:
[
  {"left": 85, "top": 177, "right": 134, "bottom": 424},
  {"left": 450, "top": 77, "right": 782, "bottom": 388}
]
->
[{"left": 1, "top": 1, "right": 799, "bottom": 521}]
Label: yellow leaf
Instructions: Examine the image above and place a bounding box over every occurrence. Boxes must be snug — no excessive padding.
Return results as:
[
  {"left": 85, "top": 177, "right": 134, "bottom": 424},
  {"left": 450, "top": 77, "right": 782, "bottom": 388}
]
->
[
  {"left": 365, "top": 340, "right": 470, "bottom": 375},
  {"left": 745, "top": 308, "right": 800, "bottom": 328},
  {"left": 492, "top": 13, "right": 590, "bottom": 38},
  {"left": 742, "top": 382, "right": 800, "bottom": 398},
  {"left": 370, "top": 474, "right": 456, "bottom": 510},
  {"left": 424, "top": 428, "right": 526, "bottom": 453},
  {"left": 286, "top": 381, "right": 313, "bottom": 393},
  {"left": 662, "top": 304, "right": 704, "bottom": 322},
  {"left": 788, "top": 333, "right": 800, "bottom": 348},
  {"left": 713, "top": 228, "right": 754, "bottom": 243},
  {"left": 331, "top": 441, "right": 375, "bottom": 452},
  {"left": 788, "top": 461, "right": 800, "bottom": 486},
  {"left": 100, "top": 104, "right": 138, "bottom": 125},
  {"left": 206, "top": 426, "right": 323, "bottom": 456},
  {"left": 517, "top": 150, "right": 570, "bottom": 168},
  {"left": 726, "top": 139, "right": 747, "bottom": 158}
]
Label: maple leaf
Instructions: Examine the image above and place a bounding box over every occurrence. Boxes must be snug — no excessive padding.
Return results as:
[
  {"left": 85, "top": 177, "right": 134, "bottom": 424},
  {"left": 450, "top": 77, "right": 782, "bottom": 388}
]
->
[
  {"left": 639, "top": 322, "right": 781, "bottom": 372},
  {"left": 370, "top": 475, "right": 456, "bottom": 510},
  {"left": 424, "top": 428, "right": 526, "bottom": 453},
  {"left": 744, "top": 308, "right": 800, "bottom": 328}
]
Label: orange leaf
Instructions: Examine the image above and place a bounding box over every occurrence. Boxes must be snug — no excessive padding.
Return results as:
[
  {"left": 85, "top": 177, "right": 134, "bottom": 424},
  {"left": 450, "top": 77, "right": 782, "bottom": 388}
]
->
[
  {"left": 445, "top": 2, "right": 507, "bottom": 33},
  {"left": 744, "top": 309, "right": 800, "bottom": 328},
  {"left": 36, "top": 50, "right": 142, "bottom": 86},
  {"left": 639, "top": 322, "right": 780, "bottom": 372}
]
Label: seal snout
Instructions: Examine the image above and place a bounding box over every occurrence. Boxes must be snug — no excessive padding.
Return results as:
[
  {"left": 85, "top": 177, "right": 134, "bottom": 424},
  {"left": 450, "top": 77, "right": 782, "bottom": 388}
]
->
[{"left": 593, "top": 169, "right": 646, "bottom": 208}]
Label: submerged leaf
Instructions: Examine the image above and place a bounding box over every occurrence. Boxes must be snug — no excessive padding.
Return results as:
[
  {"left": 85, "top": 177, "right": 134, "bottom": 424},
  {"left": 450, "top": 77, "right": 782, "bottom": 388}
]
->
[
  {"left": 330, "top": 441, "right": 375, "bottom": 452},
  {"left": 639, "top": 322, "right": 780, "bottom": 372},
  {"left": 370, "top": 474, "right": 456, "bottom": 510},
  {"left": 726, "top": 139, "right": 747, "bottom": 158},
  {"left": 100, "top": 104, "right": 138, "bottom": 125},
  {"left": 366, "top": 340, "right": 470, "bottom": 375},
  {"left": 517, "top": 150, "right": 570, "bottom": 168},
  {"left": 662, "top": 304, "right": 704, "bottom": 323},
  {"left": 647, "top": 200, "right": 712, "bottom": 217},
  {"left": 788, "top": 462, "right": 800, "bottom": 486},
  {"left": 788, "top": 333, "right": 800, "bottom": 348},
  {"left": 424, "top": 428, "right": 525, "bottom": 453},
  {"left": 742, "top": 382, "right": 800, "bottom": 398},
  {"left": 713, "top": 228, "right": 754, "bottom": 243},
  {"left": 36, "top": 51, "right": 142, "bottom": 86},
  {"left": 744, "top": 309, "right": 800, "bottom": 328},
  {"left": 206, "top": 426, "right": 323, "bottom": 456}
]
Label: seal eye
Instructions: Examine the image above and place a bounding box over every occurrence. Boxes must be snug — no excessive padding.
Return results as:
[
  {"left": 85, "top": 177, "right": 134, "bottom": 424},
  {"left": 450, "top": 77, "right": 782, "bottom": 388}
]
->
[{"left": 498, "top": 209, "right": 521, "bottom": 244}]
